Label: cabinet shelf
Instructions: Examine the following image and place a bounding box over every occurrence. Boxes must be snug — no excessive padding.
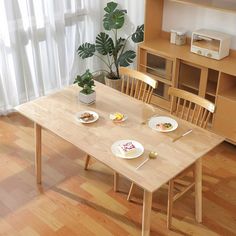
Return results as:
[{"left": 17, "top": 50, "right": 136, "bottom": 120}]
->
[
  {"left": 218, "top": 86, "right": 236, "bottom": 101},
  {"left": 140, "top": 68, "right": 172, "bottom": 86},
  {"left": 140, "top": 64, "right": 172, "bottom": 80},
  {"left": 148, "top": 73, "right": 172, "bottom": 85},
  {"left": 179, "top": 77, "right": 199, "bottom": 91},
  {"left": 206, "top": 81, "right": 217, "bottom": 97}
]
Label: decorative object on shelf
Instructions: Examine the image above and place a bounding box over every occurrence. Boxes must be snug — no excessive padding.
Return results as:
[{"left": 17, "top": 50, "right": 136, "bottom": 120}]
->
[
  {"left": 191, "top": 29, "right": 231, "bottom": 60},
  {"left": 74, "top": 70, "right": 96, "bottom": 105},
  {"left": 77, "top": 1, "right": 144, "bottom": 90},
  {"left": 170, "top": 28, "right": 187, "bottom": 46}
]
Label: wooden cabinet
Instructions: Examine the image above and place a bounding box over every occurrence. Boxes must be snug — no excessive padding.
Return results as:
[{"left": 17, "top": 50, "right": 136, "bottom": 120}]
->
[
  {"left": 214, "top": 97, "right": 236, "bottom": 141},
  {"left": 213, "top": 73, "right": 236, "bottom": 141},
  {"left": 138, "top": 0, "right": 236, "bottom": 143}
]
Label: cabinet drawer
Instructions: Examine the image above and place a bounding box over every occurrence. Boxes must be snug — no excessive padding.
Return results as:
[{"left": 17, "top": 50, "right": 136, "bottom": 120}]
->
[{"left": 213, "top": 97, "right": 236, "bottom": 141}]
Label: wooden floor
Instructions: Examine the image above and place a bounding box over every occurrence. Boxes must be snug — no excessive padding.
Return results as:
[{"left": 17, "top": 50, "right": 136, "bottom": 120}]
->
[{"left": 0, "top": 113, "right": 235, "bottom": 236}]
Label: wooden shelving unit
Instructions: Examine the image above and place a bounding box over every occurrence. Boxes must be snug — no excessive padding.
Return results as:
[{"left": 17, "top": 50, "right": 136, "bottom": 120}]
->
[
  {"left": 138, "top": 0, "right": 236, "bottom": 144},
  {"left": 219, "top": 87, "right": 236, "bottom": 100}
]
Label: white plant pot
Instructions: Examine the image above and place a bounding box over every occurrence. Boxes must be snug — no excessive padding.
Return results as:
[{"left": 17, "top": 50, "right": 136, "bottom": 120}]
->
[{"left": 79, "top": 91, "right": 96, "bottom": 105}]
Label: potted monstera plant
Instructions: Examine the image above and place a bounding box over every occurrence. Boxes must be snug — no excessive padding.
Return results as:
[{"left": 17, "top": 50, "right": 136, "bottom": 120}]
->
[
  {"left": 74, "top": 69, "right": 95, "bottom": 104},
  {"left": 77, "top": 1, "right": 144, "bottom": 90}
]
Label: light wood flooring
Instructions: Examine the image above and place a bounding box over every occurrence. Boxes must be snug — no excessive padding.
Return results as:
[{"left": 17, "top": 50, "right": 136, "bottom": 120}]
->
[{"left": 0, "top": 113, "right": 235, "bottom": 236}]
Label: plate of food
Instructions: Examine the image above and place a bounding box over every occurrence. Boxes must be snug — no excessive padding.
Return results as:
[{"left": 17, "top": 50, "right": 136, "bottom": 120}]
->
[
  {"left": 109, "top": 112, "right": 128, "bottom": 123},
  {"left": 76, "top": 110, "right": 99, "bottom": 124},
  {"left": 148, "top": 116, "right": 178, "bottom": 132},
  {"left": 111, "top": 140, "right": 144, "bottom": 159}
]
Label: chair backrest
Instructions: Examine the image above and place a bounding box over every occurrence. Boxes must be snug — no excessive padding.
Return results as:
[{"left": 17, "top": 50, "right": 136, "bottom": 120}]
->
[
  {"left": 168, "top": 87, "right": 215, "bottom": 129},
  {"left": 119, "top": 67, "right": 157, "bottom": 104}
]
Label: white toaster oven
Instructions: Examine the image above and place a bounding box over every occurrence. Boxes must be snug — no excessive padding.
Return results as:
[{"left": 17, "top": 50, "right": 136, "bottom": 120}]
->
[{"left": 191, "top": 29, "right": 231, "bottom": 60}]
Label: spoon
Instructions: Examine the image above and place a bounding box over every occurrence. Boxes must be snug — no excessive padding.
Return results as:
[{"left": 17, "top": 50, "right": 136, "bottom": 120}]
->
[{"left": 136, "top": 151, "right": 158, "bottom": 170}]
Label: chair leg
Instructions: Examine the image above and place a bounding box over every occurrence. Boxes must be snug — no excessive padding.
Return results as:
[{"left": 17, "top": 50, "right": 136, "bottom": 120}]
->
[
  {"left": 84, "top": 154, "right": 91, "bottom": 170},
  {"left": 167, "top": 179, "right": 174, "bottom": 229},
  {"left": 127, "top": 182, "right": 135, "bottom": 201},
  {"left": 114, "top": 172, "right": 119, "bottom": 192}
]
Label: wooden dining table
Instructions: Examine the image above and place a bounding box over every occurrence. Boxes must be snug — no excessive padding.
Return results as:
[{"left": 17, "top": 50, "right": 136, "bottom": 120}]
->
[{"left": 15, "top": 82, "right": 224, "bottom": 236}]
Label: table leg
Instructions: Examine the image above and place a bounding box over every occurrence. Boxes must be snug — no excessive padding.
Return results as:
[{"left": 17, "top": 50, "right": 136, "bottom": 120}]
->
[
  {"left": 195, "top": 158, "right": 202, "bottom": 223},
  {"left": 142, "top": 190, "right": 152, "bottom": 236},
  {"left": 35, "top": 123, "right": 42, "bottom": 184},
  {"left": 84, "top": 154, "right": 91, "bottom": 170},
  {"left": 113, "top": 172, "right": 119, "bottom": 192}
]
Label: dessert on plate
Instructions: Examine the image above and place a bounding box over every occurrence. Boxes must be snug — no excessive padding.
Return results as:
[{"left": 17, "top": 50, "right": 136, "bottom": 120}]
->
[{"left": 118, "top": 141, "right": 137, "bottom": 157}]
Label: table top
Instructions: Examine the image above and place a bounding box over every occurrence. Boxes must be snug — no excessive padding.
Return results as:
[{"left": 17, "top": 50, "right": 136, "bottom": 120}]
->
[{"left": 15, "top": 82, "right": 224, "bottom": 192}]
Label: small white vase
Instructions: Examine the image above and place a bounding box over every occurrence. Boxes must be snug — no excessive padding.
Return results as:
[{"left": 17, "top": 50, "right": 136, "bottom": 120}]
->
[{"left": 79, "top": 91, "right": 96, "bottom": 105}]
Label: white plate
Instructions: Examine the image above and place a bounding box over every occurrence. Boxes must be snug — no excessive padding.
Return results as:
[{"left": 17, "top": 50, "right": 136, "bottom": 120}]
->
[
  {"left": 148, "top": 116, "right": 178, "bottom": 132},
  {"left": 76, "top": 110, "right": 99, "bottom": 124},
  {"left": 111, "top": 140, "right": 144, "bottom": 159},
  {"left": 109, "top": 113, "right": 128, "bottom": 123}
]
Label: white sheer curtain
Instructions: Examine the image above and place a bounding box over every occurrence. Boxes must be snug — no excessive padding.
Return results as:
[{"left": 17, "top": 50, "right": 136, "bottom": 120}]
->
[
  {"left": 0, "top": 0, "right": 144, "bottom": 115},
  {"left": 0, "top": 0, "right": 86, "bottom": 115}
]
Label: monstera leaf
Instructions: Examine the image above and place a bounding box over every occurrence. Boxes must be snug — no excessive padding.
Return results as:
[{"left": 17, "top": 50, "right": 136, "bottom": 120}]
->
[
  {"left": 103, "top": 1, "right": 125, "bottom": 30},
  {"left": 118, "top": 50, "right": 136, "bottom": 67},
  {"left": 104, "top": 1, "right": 117, "bottom": 13},
  {"left": 131, "top": 24, "right": 144, "bottom": 43},
  {"left": 77, "top": 43, "right": 95, "bottom": 59},
  {"left": 95, "top": 32, "right": 114, "bottom": 55}
]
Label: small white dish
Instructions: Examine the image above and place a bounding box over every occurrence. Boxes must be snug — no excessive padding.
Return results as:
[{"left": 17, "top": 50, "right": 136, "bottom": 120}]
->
[
  {"left": 76, "top": 110, "right": 99, "bottom": 124},
  {"left": 111, "top": 139, "right": 144, "bottom": 159},
  {"left": 109, "top": 112, "right": 128, "bottom": 123},
  {"left": 148, "top": 116, "right": 178, "bottom": 132}
]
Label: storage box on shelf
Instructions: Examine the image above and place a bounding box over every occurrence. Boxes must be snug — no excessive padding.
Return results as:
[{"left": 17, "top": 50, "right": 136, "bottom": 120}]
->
[{"left": 138, "top": 0, "right": 236, "bottom": 143}]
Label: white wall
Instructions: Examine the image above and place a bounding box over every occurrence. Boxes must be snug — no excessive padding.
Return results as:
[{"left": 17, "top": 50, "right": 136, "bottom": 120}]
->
[{"left": 163, "top": 0, "right": 236, "bottom": 49}]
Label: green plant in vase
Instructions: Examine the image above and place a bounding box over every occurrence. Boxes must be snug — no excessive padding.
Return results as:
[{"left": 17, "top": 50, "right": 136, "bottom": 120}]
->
[{"left": 74, "top": 69, "right": 96, "bottom": 104}]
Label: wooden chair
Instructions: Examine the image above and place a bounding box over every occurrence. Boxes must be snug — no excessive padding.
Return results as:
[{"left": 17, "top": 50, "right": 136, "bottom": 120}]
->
[
  {"left": 84, "top": 67, "right": 158, "bottom": 186},
  {"left": 127, "top": 87, "right": 215, "bottom": 229},
  {"left": 119, "top": 67, "right": 157, "bottom": 103}
]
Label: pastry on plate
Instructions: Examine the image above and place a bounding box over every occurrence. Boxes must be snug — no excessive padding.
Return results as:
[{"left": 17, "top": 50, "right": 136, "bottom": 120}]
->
[
  {"left": 118, "top": 141, "right": 137, "bottom": 157},
  {"left": 80, "top": 112, "right": 94, "bottom": 122}
]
